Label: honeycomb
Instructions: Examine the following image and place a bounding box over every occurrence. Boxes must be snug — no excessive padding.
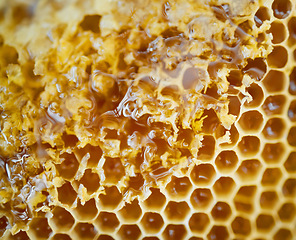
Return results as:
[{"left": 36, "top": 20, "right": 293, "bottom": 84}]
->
[{"left": 0, "top": 0, "right": 296, "bottom": 239}]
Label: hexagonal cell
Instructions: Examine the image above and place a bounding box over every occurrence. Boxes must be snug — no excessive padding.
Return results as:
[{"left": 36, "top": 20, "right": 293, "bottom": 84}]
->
[
  {"left": 207, "top": 225, "right": 229, "bottom": 240},
  {"left": 164, "top": 201, "right": 190, "bottom": 222},
  {"left": 140, "top": 212, "right": 164, "bottom": 234},
  {"left": 117, "top": 225, "right": 141, "bottom": 240},
  {"left": 99, "top": 186, "right": 122, "bottom": 210},
  {"left": 165, "top": 176, "right": 192, "bottom": 200},
  {"left": 118, "top": 199, "right": 142, "bottom": 222},
  {"left": 211, "top": 202, "right": 232, "bottom": 221},
  {"left": 215, "top": 150, "right": 238, "bottom": 173},
  {"left": 51, "top": 233, "right": 72, "bottom": 240},
  {"left": 262, "top": 142, "right": 285, "bottom": 164},
  {"left": 190, "top": 164, "right": 216, "bottom": 186},
  {"left": 254, "top": 6, "right": 270, "bottom": 27},
  {"left": 282, "top": 178, "right": 296, "bottom": 197},
  {"left": 262, "top": 118, "right": 285, "bottom": 139},
  {"left": 238, "top": 110, "right": 263, "bottom": 132},
  {"left": 74, "top": 144, "right": 102, "bottom": 167},
  {"left": 197, "top": 135, "right": 216, "bottom": 159},
  {"left": 95, "top": 212, "right": 120, "bottom": 232},
  {"left": 256, "top": 214, "right": 275, "bottom": 232},
  {"left": 260, "top": 191, "right": 279, "bottom": 209},
  {"left": 287, "top": 126, "right": 296, "bottom": 146},
  {"left": 289, "top": 67, "right": 296, "bottom": 95},
  {"left": 97, "top": 235, "right": 115, "bottom": 240},
  {"left": 201, "top": 109, "right": 221, "bottom": 134},
  {"left": 267, "top": 46, "right": 288, "bottom": 68},
  {"left": 143, "top": 188, "right": 166, "bottom": 211},
  {"left": 56, "top": 153, "right": 79, "bottom": 180},
  {"left": 72, "top": 198, "right": 98, "bottom": 221},
  {"left": 228, "top": 96, "right": 241, "bottom": 117},
  {"left": 243, "top": 58, "right": 267, "bottom": 81},
  {"left": 238, "top": 136, "right": 260, "bottom": 156},
  {"left": 231, "top": 216, "right": 251, "bottom": 236},
  {"left": 51, "top": 206, "right": 75, "bottom": 231},
  {"left": 190, "top": 188, "right": 213, "bottom": 210},
  {"left": 0, "top": 216, "right": 8, "bottom": 237},
  {"left": 103, "top": 157, "right": 125, "bottom": 184},
  {"left": 57, "top": 181, "right": 77, "bottom": 206},
  {"left": 272, "top": 0, "right": 292, "bottom": 19},
  {"left": 127, "top": 173, "right": 145, "bottom": 192},
  {"left": 263, "top": 70, "right": 285, "bottom": 93},
  {"left": 188, "top": 213, "right": 210, "bottom": 233},
  {"left": 78, "top": 169, "right": 100, "bottom": 194},
  {"left": 273, "top": 228, "right": 292, "bottom": 240},
  {"left": 284, "top": 152, "right": 296, "bottom": 172},
  {"left": 227, "top": 70, "right": 243, "bottom": 87},
  {"left": 213, "top": 177, "right": 235, "bottom": 197},
  {"left": 278, "top": 202, "right": 296, "bottom": 221},
  {"left": 29, "top": 217, "right": 52, "bottom": 239},
  {"left": 261, "top": 168, "right": 283, "bottom": 186},
  {"left": 288, "top": 100, "right": 296, "bottom": 121},
  {"left": 234, "top": 185, "right": 257, "bottom": 203},
  {"left": 7, "top": 231, "right": 29, "bottom": 240},
  {"left": 73, "top": 223, "right": 97, "bottom": 240},
  {"left": 162, "top": 224, "right": 187, "bottom": 240},
  {"left": 262, "top": 95, "right": 286, "bottom": 116},
  {"left": 244, "top": 83, "right": 264, "bottom": 108},
  {"left": 236, "top": 159, "right": 262, "bottom": 181},
  {"left": 268, "top": 21, "right": 287, "bottom": 44}
]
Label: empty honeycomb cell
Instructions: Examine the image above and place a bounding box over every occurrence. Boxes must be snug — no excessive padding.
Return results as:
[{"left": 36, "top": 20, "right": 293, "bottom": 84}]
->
[
  {"left": 282, "top": 178, "right": 296, "bottom": 196},
  {"left": 190, "top": 188, "right": 213, "bottom": 210},
  {"left": 0, "top": 216, "right": 8, "bottom": 236},
  {"left": 262, "top": 142, "right": 285, "bottom": 163},
  {"left": 228, "top": 96, "right": 241, "bottom": 117},
  {"left": 162, "top": 224, "right": 187, "bottom": 240},
  {"left": 190, "top": 164, "right": 216, "bottom": 186},
  {"left": 56, "top": 153, "right": 79, "bottom": 180},
  {"left": 273, "top": 228, "right": 293, "bottom": 240},
  {"left": 213, "top": 177, "right": 236, "bottom": 197},
  {"left": 261, "top": 168, "right": 283, "bottom": 186},
  {"left": 288, "top": 17, "right": 296, "bottom": 45},
  {"left": 164, "top": 201, "right": 190, "bottom": 222},
  {"left": 215, "top": 150, "right": 238, "bottom": 173},
  {"left": 103, "top": 157, "right": 125, "bottom": 184},
  {"left": 207, "top": 225, "right": 229, "bottom": 240},
  {"left": 57, "top": 181, "right": 77, "bottom": 206},
  {"left": 243, "top": 58, "right": 267, "bottom": 81},
  {"left": 234, "top": 186, "right": 256, "bottom": 213},
  {"left": 211, "top": 202, "right": 232, "bottom": 220},
  {"left": 197, "top": 135, "right": 216, "bottom": 159},
  {"left": 238, "top": 136, "right": 260, "bottom": 156},
  {"left": 72, "top": 199, "right": 98, "bottom": 221},
  {"left": 73, "top": 223, "right": 97, "bottom": 240},
  {"left": 95, "top": 212, "right": 119, "bottom": 232},
  {"left": 143, "top": 188, "right": 166, "bottom": 211},
  {"left": 78, "top": 169, "right": 100, "bottom": 194},
  {"left": 278, "top": 202, "right": 296, "bottom": 221},
  {"left": 51, "top": 233, "right": 72, "bottom": 240},
  {"left": 238, "top": 110, "right": 263, "bottom": 132},
  {"left": 231, "top": 216, "right": 251, "bottom": 236},
  {"left": 272, "top": 0, "right": 292, "bottom": 19},
  {"left": 289, "top": 67, "right": 296, "bottom": 95},
  {"left": 262, "top": 95, "right": 286, "bottom": 116},
  {"left": 288, "top": 100, "right": 296, "bottom": 121},
  {"left": 201, "top": 109, "right": 222, "bottom": 134},
  {"left": 97, "top": 235, "right": 115, "bottom": 240},
  {"left": 62, "top": 134, "right": 79, "bottom": 148},
  {"left": 74, "top": 144, "right": 102, "bottom": 167},
  {"left": 7, "top": 231, "right": 29, "bottom": 240},
  {"left": 236, "top": 159, "right": 262, "bottom": 181},
  {"left": 284, "top": 152, "right": 296, "bottom": 172},
  {"left": 227, "top": 70, "right": 243, "bottom": 87},
  {"left": 140, "top": 212, "right": 164, "bottom": 234},
  {"left": 165, "top": 176, "right": 192, "bottom": 200},
  {"left": 267, "top": 46, "right": 288, "bottom": 68},
  {"left": 118, "top": 199, "right": 142, "bottom": 222},
  {"left": 268, "top": 21, "right": 287, "bottom": 44},
  {"left": 262, "top": 70, "right": 285, "bottom": 93},
  {"left": 98, "top": 186, "right": 122, "bottom": 210},
  {"left": 262, "top": 118, "right": 285, "bottom": 139},
  {"left": 287, "top": 126, "right": 296, "bottom": 146},
  {"left": 256, "top": 214, "right": 275, "bottom": 232},
  {"left": 235, "top": 185, "right": 257, "bottom": 201},
  {"left": 254, "top": 6, "right": 270, "bottom": 27},
  {"left": 117, "top": 225, "right": 141, "bottom": 240},
  {"left": 244, "top": 83, "right": 264, "bottom": 108},
  {"left": 260, "top": 191, "right": 279, "bottom": 209},
  {"left": 51, "top": 206, "right": 75, "bottom": 231},
  {"left": 234, "top": 201, "right": 253, "bottom": 214},
  {"left": 188, "top": 213, "right": 210, "bottom": 233},
  {"left": 28, "top": 217, "right": 52, "bottom": 239}
]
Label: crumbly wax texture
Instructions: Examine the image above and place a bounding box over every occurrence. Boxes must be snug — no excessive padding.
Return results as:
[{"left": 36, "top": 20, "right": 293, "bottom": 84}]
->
[{"left": 0, "top": 0, "right": 295, "bottom": 239}]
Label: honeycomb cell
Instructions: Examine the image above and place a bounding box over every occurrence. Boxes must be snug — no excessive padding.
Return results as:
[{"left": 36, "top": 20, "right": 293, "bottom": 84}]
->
[
  {"left": 215, "top": 150, "right": 238, "bottom": 173},
  {"left": 29, "top": 218, "right": 52, "bottom": 239},
  {"left": 79, "top": 169, "right": 100, "bottom": 194},
  {"left": 97, "top": 236, "right": 114, "bottom": 240},
  {"left": 282, "top": 178, "right": 296, "bottom": 196},
  {"left": 288, "top": 17, "right": 296, "bottom": 45},
  {"left": 278, "top": 202, "right": 296, "bottom": 221},
  {"left": 287, "top": 126, "right": 296, "bottom": 146},
  {"left": 289, "top": 67, "right": 296, "bottom": 95},
  {"left": 260, "top": 191, "right": 279, "bottom": 209},
  {"left": 262, "top": 95, "right": 286, "bottom": 116},
  {"left": 284, "top": 152, "right": 296, "bottom": 172},
  {"left": 51, "top": 206, "right": 75, "bottom": 231},
  {"left": 143, "top": 188, "right": 166, "bottom": 211},
  {"left": 79, "top": 15, "right": 101, "bottom": 33},
  {"left": 254, "top": 7, "right": 270, "bottom": 27},
  {"left": 269, "top": 21, "right": 287, "bottom": 44},
  {"left": 57, "top": 181, "right": 77, "bottom": 206},
  {"left": 267, "top": 46, "right": 288, "bottom": 68},
  {"left": 103, "top": 157, "right": 125, "bottom": 184},
  {"left": 238, "top": 136, "right": 260, "bottom": 156},
  {"left": 227, "top": 70, "right": 243, "bottom": 87},
  {"left": 262, "top": 118, "right": 285, "bottom": 139},
  {"left": 74, "top": 144, "right": 102, "bottom": 167},
  {"left": 207, "top": 225, "right": 229, "bottom": 240},
  {"left": 273, "top": 229, "right": 292, "bottom": 240},
  {"left": 262, "top": 142, "right": 285, "bottom": 163},
  {"left": 261, "top": 168, "right": 283, "bottom": 186},
  {"left": 197, "top": 135, "right": 216, "bottom": 159},
  {"left": 51, "top": 233, "right": 72, "bottom": 240},
  {"left": 190, "top": 188, "right": 213, "bottom": 210},
  {"left": 0, "top": 216, "right": 8, "bottom": 236},
  {"left": 236, "top": 159, "right": 262, "bottom": 181},
  {"left": 189, "top": 213, "right": 210, "bottom": 233},
  {"left": 140, "top": 212, "right": 164, "bottom": 234},
  {"left": 164, "top": 201, "right": 190, "bottom": 222},
  {"left": 95, "top": 212, "right": 120, "bottom": 232},
  {"left": 262, "top": 70, "right": 285, "bottom": 93},
  {"left": 117, "top": 225, "right": 141, "bottom": 240},
  {"left": 243, "top": 58, "right": 267, "bottom": 81},
  {"left": 234, "top": 186, "right": 256, "bottom": 213},
  {"left": 99, "top": 186, "right": 122, "bottom": 210},
  {"left": 162, "top": 224, "right": 187, "bottom": 240},
  {"left": 256, "top": 214, "right": 275, "bottom": 231},
  {"left": 288, "top": 100, "right": 296, "bottom": 121},
  {"left": 73, "top": 223, "right": 97, "bottom": 240},
  {"left": 211, "top": 202, "right": 232, "bottom": 220},
  {"left": 72, "top": 199, "right": 98, "bottom": 221},
  {"left": 272, "top": 0, "right": 292, "bottom": 19},
  {"left": 238, "top": 110, "right": 263, "bottom": 132},
  {"left": 190, "top": 164, "right": 216, "bottom": 186},
  {"left": 201, "top": 109, "right": 221, "bottom": 134},
  {"left": 165, "top": 176, "right": 192, "bottom": 200},
  {"left": 118, "top": 199, "right": 142, "bottom": 222},
  {"left": 56, "top": 153, "right": 79, "bottom": 180},
  {"left": 231, "top": 216, "right": 251, "bottom": 236},
  {"left": 244, "top": 83, "right": 264, "bottom": 108},
  {"left": 228, "top": 96, "right": 241, "bottom": 117},
  {"left": 213, "top": 177, "right": 236, "bottom": 197},
  {"left": 7, "top": 231, "right": 29, "bottom": 240}
]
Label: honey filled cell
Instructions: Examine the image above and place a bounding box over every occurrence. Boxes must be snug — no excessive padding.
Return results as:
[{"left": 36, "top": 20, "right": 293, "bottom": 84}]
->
[{"left": 0, "top": 0, "right": 296, "bottom": 240}]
